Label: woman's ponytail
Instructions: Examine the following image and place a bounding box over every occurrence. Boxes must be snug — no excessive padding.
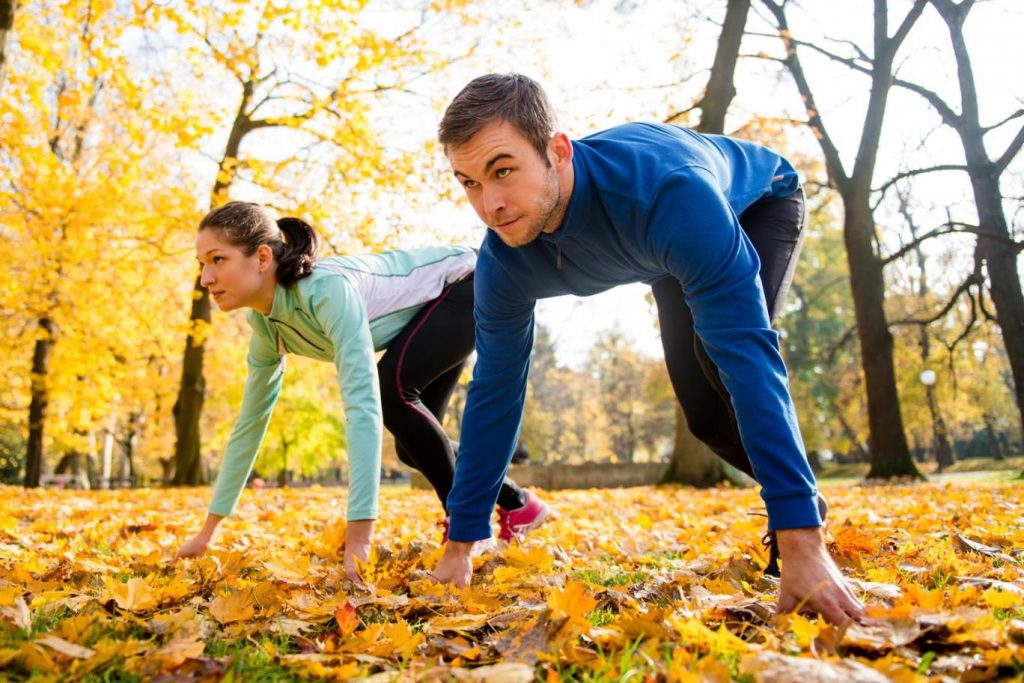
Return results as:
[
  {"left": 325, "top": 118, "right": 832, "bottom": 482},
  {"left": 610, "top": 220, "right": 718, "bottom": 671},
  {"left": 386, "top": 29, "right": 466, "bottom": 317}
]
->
[
  {"left": 198, "top": 201, "right": 321, "bottom": 288},
  {"left": 274, "top": 217, "right": 320, "bottom": 287}
]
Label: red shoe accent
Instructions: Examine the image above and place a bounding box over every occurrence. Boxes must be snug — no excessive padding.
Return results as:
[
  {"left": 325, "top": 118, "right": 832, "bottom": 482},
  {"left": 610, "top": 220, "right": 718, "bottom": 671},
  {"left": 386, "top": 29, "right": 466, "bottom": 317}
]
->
[{"left": 497, "top": 490, "right": 549, "bottom": 542}]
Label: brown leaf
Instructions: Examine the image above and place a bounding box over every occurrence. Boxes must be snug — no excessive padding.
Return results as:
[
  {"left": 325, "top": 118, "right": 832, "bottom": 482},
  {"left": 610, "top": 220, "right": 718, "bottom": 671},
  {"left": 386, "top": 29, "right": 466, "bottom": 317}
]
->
[
  {"left": 841, "top": 620, "right": 922, "bottom": 652},
  {"left": 424, "top": 612, "right": 493, "bottom": 636},
  {"left": 740, "top": 651, "right": 891, "bottom": 682},
  {"left": 491, "top": 609, "right": 568, "bottom": 665},
  {"left": 464, "top": 662, "right": 535, "bottom": 682},
  {"left": 952, "top": 534, "right": 1017, "bottom": 563},
  {"left": 36, "top": 634, "right": 95, "bottom": 660}
]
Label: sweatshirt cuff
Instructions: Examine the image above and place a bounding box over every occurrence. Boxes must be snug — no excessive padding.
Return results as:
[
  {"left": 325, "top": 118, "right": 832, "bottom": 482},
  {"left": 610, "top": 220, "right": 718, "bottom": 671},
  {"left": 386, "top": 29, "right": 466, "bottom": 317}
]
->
[
  {"left": 448, "top": 514, "right": 493, "bottom": 542},
  {"left": 346, "top": 508, "right": 378, "bottom": 522},
  {"left": 764, "top": 493, "right": 822, "bottom": 531},
  {"left": 208, "top": 503, "right": 234, "bottom": 518}
]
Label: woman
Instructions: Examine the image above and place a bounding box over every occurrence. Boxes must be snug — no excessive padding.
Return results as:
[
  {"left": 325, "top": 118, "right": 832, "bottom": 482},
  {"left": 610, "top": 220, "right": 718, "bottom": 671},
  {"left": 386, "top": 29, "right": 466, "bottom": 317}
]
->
[{"left": 175, "top": 202, "right": 548, "bottom": 579}]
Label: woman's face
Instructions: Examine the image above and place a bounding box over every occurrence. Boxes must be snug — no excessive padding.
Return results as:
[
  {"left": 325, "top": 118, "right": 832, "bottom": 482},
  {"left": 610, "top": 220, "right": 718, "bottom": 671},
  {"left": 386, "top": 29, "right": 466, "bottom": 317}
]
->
[{"left": 196, "top": 229, "right": 270, "bottom": 312}]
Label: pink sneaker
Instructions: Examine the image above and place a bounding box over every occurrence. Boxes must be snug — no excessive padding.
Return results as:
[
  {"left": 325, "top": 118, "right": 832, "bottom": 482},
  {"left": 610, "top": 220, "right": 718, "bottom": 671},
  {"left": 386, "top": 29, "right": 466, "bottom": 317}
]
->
[{"left": 497, "top": 490, "right": 549, "bottom": 542}]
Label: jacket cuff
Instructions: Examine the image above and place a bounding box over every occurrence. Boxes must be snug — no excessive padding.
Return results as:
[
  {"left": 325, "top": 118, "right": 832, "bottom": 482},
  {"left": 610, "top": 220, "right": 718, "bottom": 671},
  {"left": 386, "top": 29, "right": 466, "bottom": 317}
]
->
[
  {"left": 448, "top": 514, "right": 493, "bottom": 542},
  {"left": 764, "top": 493, "right": 822, "bottom": 531}
]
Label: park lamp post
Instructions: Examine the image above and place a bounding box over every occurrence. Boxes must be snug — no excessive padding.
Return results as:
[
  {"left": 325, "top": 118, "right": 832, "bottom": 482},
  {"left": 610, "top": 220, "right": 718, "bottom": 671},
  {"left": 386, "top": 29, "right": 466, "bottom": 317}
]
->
[{"left": 920, "top": 369, "right": 954, "bottom": 472}]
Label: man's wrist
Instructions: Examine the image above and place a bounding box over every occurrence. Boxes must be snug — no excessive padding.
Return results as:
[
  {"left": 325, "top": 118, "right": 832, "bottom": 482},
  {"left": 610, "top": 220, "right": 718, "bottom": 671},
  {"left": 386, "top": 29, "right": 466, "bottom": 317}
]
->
[
  {"left": 775, "top": 526, "right": 825, "bottom": 556},
  {"left": 444, "top": 541, "right": 474, "bottom": 556}
]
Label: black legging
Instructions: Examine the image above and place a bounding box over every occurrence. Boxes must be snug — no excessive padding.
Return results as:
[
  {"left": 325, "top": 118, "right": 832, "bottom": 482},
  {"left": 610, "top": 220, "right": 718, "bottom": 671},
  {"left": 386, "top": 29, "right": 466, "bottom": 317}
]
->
[
  {"left": 377, "top": 276, "right": 527, "bottom": 513},
  {"left": 652, "top": 189, "right": 807, "bottom": 480}
]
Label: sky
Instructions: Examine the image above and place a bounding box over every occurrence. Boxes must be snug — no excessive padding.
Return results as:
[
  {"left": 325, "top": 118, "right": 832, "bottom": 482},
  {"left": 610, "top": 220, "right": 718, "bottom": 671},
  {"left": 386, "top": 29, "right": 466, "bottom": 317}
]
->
[
  {"left": 189, "top": 0, "right": 1024, "bottom": 369},
  {"left": 399, "top": 0, "right": 1024, "bottom": 368}
]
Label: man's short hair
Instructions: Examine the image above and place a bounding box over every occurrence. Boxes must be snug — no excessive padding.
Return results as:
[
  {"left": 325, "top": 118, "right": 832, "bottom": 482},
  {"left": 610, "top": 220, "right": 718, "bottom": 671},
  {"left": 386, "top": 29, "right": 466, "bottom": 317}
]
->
[{"left": 438, "top": 73, "right": 558, "bottom": 163}]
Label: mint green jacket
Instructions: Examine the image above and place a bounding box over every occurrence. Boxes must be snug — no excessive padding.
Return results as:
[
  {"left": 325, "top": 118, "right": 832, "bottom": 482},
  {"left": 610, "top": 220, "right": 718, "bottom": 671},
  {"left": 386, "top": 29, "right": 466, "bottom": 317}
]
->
[{"left": 208, "top": 246, "right": 476, "bottom": 520}]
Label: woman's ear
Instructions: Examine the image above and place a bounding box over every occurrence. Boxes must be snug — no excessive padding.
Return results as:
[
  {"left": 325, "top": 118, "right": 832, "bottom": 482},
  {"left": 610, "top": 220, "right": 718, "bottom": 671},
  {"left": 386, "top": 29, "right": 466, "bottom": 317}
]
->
[{"left": 256, "top": 243, "right": 274, "bottom": 273}]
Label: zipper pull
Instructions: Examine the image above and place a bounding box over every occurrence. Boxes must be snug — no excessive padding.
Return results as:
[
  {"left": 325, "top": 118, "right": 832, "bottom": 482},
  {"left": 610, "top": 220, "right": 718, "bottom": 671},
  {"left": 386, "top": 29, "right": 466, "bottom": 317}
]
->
[{"left": 556, "top": 244, "right": 562, "bottom": 271}]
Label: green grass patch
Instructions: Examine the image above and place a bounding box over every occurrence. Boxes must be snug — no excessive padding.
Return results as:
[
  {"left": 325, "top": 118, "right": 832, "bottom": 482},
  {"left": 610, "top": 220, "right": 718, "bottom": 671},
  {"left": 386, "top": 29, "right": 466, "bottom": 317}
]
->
[{"left": 573, "top": 568, "right": 649, "bottom": 588}]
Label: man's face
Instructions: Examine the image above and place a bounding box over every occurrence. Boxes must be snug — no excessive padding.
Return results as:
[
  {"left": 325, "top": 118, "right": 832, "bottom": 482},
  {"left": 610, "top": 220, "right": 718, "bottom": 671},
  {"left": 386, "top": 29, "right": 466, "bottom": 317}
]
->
[{"left": 447, "top": 120, "right": 564, "bottom": 248}]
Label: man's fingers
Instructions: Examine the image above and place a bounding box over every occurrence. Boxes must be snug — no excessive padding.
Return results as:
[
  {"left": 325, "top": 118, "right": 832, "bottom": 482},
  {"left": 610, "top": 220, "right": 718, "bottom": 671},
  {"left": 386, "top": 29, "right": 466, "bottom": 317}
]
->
[{"left": 775, "top": 591, "right": 796, "bottom": 615}]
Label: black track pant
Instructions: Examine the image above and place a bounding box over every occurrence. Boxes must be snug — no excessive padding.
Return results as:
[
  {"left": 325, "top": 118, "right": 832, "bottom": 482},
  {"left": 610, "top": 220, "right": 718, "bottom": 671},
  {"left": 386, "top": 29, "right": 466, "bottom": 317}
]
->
[
  {"left": 377, "top": 276, "right": 527, "bottom": 514},
  {"left": 651, "top": 189, "right": 806, "bottom": 480}
]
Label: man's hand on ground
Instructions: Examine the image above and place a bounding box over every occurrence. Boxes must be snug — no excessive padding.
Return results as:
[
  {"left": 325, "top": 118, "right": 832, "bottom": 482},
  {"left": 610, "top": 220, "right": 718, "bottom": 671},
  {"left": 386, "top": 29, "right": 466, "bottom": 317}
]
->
[
  {"left": 776, "top": 526, "right": 865, "bottom": 625},
  {"left": 428, "top": 541, "right": 474, "bottom": 588}
]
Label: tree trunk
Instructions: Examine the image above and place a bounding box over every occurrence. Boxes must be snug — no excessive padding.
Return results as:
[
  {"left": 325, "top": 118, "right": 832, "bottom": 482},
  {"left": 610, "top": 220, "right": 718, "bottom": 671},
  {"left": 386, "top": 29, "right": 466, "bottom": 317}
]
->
[
  {"left": 662, "top": 404, "right": 724, "bottom": 485},
  {"left": 971, "top": 178, "right": 1024, "bottom": 445},
  {"left": 171, "top": 79, "right": 253, "bottom": 485},
  {"left": 663, "top": 0, "right": 750, "bottom": 486},
  {"left": 762, "top": 0, "right": 926, "bottom": 480},
  {"left": 172, "top": 274, "right": 210, "bottom": 485},
  {"left": 892, "top": 0, "right": 1024, "bottom": 474},
  {"left": 0, "top": 0, "right": 14, "bottom": 91},
  {"left": 24, "top": 317, "right": 54, "bottom": 488},
  {"left": 845, "top": 200, "right": 916, "bottom": 477},
  {"left": 983, "top": 414, "right": 1004, "bottom": 461},
  {"left": 698, "top": 0, "right": 751, "bottom": 134}
]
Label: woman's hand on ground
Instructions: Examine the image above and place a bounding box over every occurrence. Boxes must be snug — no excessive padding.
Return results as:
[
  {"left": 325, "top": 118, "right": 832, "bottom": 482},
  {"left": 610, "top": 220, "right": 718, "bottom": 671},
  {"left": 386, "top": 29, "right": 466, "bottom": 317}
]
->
[
  {"left": 344, "top": 519, "right": 375, "bottom": 585},
  {"left": 175, "top": 534, "right": 210, "bottom": 559}
]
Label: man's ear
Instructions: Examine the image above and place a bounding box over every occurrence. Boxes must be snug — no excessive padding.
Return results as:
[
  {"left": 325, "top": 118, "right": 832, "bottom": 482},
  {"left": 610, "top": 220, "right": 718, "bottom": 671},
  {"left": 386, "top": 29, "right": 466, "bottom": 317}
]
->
[{"left": 548, "top": 132, "right": 573, "bottom": 171}]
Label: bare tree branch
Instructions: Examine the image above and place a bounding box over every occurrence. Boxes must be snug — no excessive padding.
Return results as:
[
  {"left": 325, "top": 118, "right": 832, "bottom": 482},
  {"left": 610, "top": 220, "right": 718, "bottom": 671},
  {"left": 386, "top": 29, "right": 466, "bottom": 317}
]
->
[
  {"left": 983, "top": 107, "right": 1024, "bottom": 133},
  {"left": 759, "top": 0, "right": 850, "bottom": 190},
  {"left": 890, "top": 272, "right": 982, "bottom": 328},
  {"left": 994, "top": 120, "right": 1024, "bottom": 175},
  {"left": 872, "top": 164, "right": 969, "bottom": 196}
]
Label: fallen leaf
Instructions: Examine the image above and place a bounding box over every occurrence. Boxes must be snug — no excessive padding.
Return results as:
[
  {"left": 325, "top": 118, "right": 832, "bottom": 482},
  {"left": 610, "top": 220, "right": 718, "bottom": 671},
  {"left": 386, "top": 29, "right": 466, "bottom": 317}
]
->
[
  {"left": 36, "top": 634, "right": 95, "bottom": 660},
  {"left": 466, "top": 661, "right": 535, "bottom": 682},
  {"left": 741, "top": 651, "right": 891, "bottom": 682},
  {"left": 105, "top": 577, "right": 158, "bottom": 612},
  {"left": 208, "top": 591, "right": 255, "bottom": 624}
]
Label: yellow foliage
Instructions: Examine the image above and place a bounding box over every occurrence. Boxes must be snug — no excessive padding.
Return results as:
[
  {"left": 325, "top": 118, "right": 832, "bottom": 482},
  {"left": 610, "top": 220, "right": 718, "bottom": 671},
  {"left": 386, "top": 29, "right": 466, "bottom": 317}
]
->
[{"left": 2, "top": 479, "right": 1024, "bottom": 679}]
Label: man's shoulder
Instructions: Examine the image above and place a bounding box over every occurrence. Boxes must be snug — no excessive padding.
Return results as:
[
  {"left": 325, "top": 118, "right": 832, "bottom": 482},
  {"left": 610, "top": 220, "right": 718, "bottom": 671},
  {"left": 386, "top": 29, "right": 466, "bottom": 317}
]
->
[
  {"left": 574, "top": 122, "right": 716, "bottom": 198},
  {"left": 578, "top": 121, "right": 702, "bottom": 154}
]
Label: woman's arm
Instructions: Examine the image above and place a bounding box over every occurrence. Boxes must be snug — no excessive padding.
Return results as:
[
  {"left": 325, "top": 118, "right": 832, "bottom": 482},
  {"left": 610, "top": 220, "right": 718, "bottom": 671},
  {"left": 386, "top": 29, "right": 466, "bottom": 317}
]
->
[
  {"left": 176, "top": 321, "right": 284, "bottom": 559},
  {"left": 309, "top": 276, "right": 383, "bottom": 581}
]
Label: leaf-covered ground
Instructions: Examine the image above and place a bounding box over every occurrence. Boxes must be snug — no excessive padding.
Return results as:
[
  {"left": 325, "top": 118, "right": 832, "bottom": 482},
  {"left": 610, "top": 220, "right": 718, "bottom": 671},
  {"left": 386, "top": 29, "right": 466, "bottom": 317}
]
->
[{"left": 1, "top": 480, "right": 1022, "bottom": 682}]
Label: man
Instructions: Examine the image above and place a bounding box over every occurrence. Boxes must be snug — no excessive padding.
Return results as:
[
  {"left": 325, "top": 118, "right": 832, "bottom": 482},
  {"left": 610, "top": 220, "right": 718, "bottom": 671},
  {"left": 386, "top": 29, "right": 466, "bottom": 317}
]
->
[{"left": 429, "top": 73, "right": 864, "bottom": 625}]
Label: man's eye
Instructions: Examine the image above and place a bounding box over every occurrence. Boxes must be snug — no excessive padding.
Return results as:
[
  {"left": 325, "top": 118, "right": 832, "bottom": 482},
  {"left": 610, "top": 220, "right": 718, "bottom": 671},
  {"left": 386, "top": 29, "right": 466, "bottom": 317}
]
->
[
  {"left": 463, "top": 179, "right": 479, "bottom": 189},
  {"left": 496, "top": 168, "right": 511, "bottom": 178}
]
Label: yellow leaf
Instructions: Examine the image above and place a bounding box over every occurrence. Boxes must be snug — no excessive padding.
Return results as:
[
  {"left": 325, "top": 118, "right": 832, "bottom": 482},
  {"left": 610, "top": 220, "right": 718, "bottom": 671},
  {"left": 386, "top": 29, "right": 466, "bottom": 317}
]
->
[
  {"left": 983, "top": 588, "right": 1023, "bottom": 609},
  {"left": 547, "top": 580, "right": 597, "bottom": 630},
  {"left": 104, "top": 577, "right": 158, "bottom": 612},
  {"left": 381, "top": 619, "right": 424, "bottom": 660},
  {"left": 786, "top": 613, "right": 821, "bottom": 649},
  {"left": 209, "top": 591, "right": 255, "bottom": 624},
  {"left": 263, "top": 554, "right": 313, "bottom": 584}
]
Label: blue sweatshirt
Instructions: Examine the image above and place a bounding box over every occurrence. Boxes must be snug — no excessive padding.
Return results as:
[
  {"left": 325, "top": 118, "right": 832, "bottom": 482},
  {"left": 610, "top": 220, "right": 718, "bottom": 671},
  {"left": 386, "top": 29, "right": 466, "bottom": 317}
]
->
[{"left": 446, "top": 122, "right": 819, "bottom": 541}]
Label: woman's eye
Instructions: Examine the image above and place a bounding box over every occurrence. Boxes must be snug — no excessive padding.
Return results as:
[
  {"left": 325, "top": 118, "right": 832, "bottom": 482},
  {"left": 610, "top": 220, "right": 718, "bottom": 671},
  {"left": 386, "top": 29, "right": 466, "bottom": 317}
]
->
[{"left": 496, "top": 168, "right": 511, "bottom": 178}]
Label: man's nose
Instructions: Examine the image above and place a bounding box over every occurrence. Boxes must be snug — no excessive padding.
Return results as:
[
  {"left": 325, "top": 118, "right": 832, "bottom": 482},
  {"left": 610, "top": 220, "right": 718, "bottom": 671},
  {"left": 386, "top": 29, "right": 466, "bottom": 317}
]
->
[{"left": 481, "top": 185, "right": 506, "bottom": 217}]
